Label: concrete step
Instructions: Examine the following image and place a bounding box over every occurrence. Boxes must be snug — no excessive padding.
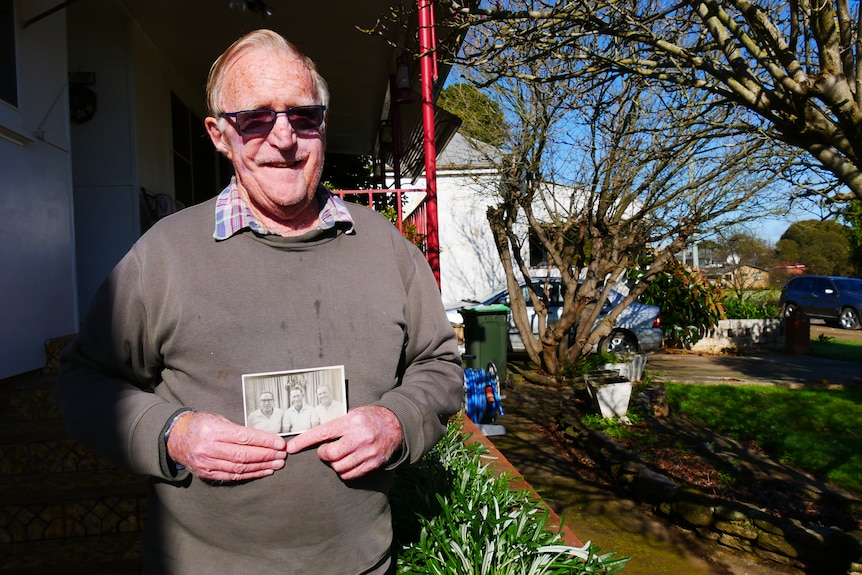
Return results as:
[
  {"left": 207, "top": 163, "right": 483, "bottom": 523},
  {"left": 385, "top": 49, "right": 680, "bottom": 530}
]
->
[
  {"left": 1, "top": 533, "right": 141, "bottom": 573},
  {"left": 0, "top": 368, "right": 147, "bottom": 572},
  {"left": 0, "top": 372, "right": 60, "bottom": 422}
]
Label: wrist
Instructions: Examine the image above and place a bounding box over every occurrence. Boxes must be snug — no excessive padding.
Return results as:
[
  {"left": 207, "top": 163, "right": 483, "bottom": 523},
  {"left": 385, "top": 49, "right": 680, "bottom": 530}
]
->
[{"left": 163, "top": 409, "right": 193, "bottom": 474}]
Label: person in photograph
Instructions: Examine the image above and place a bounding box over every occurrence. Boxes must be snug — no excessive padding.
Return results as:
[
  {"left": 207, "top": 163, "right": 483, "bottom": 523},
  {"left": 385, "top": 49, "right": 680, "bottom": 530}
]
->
[
  {"left": 248, "top": 390, "right": 284, "bottom": 433},
  {"left": 55, "top": 29, "right": 463, "bottom": 574},
  {"left": 314, "top": 381, "right": 344, "bottom": 424},
  {"left": 282, "top": 386, "right": 319, "bottom": 433}
]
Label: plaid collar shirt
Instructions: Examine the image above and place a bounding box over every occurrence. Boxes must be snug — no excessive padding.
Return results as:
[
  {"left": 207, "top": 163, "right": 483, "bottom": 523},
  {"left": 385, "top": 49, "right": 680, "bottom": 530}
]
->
[{"left": 213, "top": 177, "right": 355, "bottom": 240}]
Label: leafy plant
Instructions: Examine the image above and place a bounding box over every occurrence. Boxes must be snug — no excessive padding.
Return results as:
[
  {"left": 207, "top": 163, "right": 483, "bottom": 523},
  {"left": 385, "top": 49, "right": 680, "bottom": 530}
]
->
[
  {"left": 721, "top": 297, "right": 780, "bottom": 319},
  {"left": 391, "top": 421, "right": 630, "bottom": 574},
  {"left": 380, "top": 206, "right": 427, "bottom": 250},
  {"left": 560, "top": 352, "right": 622, "bottom": 379},
  {"left": 580, "top": 412, "right": 645, "bottom": 441},
  {"left": 633, "top": 254, "right": 724, "bottom": 348}
]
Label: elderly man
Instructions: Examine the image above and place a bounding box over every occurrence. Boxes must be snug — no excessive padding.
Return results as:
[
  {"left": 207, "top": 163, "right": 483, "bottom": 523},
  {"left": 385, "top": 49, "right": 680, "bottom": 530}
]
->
[
  {"left": 248, "top": 390, "right": 284, "bottom": 433},
  {"left": 56, "top": 29, "right": 463, "bottom": 574},
  {"left": 315, "top": 382, "right": 344, "bottom": 424},
  {"left": 282, "top": 386, "right": 319, "bottom": 433}
]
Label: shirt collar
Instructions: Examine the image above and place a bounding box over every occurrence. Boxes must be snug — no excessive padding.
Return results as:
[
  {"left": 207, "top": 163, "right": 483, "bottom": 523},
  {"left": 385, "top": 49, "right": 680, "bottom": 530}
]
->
[{"left": 213, "top": 177, "right": 355, "bottom": 241}]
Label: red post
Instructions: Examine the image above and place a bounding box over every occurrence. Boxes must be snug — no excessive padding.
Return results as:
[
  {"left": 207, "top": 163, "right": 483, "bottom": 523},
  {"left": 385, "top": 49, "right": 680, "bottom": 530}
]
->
[{"left": 417, "top": 0, "right": 441, "bottom": 287}]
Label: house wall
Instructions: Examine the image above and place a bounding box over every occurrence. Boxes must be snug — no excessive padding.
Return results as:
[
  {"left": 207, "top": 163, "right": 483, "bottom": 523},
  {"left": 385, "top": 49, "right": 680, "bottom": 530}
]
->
[
  {"left": 436, "top": 167, "right": 509, "bottom": 305},
  {"left": 67, "top": 1, "right": 207, "bottom": 319},
  {"left": 67, "top": 5, "right": 140, "bottom": 319},
  {"left": 406, "top": 166, "right": 512, "bottom": 306},
  {"left": 395, "top": 132, "right": 519, "bottom": 305},
  {"left": 0, "top": 2, "right": 77, "bottom": 379}
]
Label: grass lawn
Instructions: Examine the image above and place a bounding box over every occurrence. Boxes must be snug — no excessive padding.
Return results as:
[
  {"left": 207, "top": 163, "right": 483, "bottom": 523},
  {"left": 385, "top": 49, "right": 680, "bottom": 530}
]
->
[
  {"left": 809, "top": 337, "right": 862, "bottom": 362},
  {"left": 666, "top": 383, "right": 862, "bottom": 495}
]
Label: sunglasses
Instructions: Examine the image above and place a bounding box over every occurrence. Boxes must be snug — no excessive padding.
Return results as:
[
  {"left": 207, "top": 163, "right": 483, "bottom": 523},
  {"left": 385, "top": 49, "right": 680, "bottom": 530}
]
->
[{"left": 219, "top": 105, "right": 326, "bottom": 136}]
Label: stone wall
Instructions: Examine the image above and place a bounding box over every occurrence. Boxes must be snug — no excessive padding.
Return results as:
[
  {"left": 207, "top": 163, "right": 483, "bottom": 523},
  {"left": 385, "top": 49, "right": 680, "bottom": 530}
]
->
[
  {"left": 559, "top": 406, "right": 862, "bottom": 574},
  {"left": 690, "top": 319, "right": 785, "bottom": 354}
]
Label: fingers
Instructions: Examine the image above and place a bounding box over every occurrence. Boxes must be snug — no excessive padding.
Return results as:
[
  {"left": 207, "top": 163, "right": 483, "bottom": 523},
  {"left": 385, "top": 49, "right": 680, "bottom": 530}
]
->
[
  {"left": 285, "top": 418, "right": 343, "bottom": 453},
  {"left": 165, "top": 406, "right": 403, "bottom": 483},
  {"left": 167, "top": 412, "right": 287, "bottom": 482},
  {"left": 286, "top": 406, "right": 402, "bottom": 481}
]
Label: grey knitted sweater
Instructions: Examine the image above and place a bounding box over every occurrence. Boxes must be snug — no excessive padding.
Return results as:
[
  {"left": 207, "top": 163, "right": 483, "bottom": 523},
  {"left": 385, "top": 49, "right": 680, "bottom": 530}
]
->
[{"left": 56, "top": 197, "right": 463, "bottom": 574}]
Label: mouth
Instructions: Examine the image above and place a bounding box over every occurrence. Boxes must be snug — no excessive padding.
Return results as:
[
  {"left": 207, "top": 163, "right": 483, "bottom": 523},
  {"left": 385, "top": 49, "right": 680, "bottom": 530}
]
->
[{"left": 260, "top": 158, "right": 304, "bottom": 168}]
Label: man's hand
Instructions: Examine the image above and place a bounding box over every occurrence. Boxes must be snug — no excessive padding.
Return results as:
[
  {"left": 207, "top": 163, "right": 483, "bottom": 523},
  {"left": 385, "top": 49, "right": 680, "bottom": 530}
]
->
[
  {"left": 167, "top": 412, "right": 287, "bottom": 481},
  {"left": 285, "top": 406, "right": 402, "bottom": 481}
]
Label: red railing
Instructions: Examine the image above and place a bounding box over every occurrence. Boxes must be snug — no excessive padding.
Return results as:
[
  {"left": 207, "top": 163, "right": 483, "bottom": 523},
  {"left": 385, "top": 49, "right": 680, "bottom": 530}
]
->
[
  {"left": 331, "top": 189, "right": 427, "bottom": 243},
  {"left": 417, "top": 0, "right": 440, "bottom": 285},
  {"left": 332, "top": 0, "right": 441, "bottom": 286}
]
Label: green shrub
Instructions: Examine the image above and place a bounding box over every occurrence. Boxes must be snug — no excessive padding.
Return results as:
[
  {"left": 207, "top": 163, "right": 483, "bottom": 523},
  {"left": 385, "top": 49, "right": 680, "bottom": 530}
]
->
[
  {"left": 721, "top": 297, "right": 780, "bottom": 319},
  {"left": 632, "top": 254, "right": 724, "bottom": 348},
  {"left": 561, "top": 352, "right": 622, "bottom": 379},
  {"left": 390, "top": 421, "right": 630, "bottom": 574},
  {"left": 581, "top": 411, "right": 645, "bottom": 441}
]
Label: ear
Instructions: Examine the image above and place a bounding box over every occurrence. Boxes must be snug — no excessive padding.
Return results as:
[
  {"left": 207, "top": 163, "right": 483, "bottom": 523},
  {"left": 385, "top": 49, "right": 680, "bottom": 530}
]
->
[{"left": 205, "top": 117, "right": 231, "bottom": 157}]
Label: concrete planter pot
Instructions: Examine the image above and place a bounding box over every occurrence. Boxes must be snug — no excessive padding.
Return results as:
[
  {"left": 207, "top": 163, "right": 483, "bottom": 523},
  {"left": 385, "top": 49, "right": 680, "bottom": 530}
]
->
[
  {"left": 584, "top": 370, "right": 632, "bottom": 420},
  {"left": 600, "top": 352, "right": 647, "bottom": 383}
]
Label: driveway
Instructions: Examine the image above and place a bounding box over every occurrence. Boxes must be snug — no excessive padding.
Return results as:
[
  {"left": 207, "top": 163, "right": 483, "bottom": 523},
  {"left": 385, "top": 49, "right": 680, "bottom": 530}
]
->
[{"left": 647, "top": 323, "right": 862, "bottom": 387}]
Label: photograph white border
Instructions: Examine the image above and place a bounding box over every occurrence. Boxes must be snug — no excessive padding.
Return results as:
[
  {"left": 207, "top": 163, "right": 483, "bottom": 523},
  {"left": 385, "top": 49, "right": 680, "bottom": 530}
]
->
[{"left": 242, "top": 365, "right": 347, "bottom": 436}]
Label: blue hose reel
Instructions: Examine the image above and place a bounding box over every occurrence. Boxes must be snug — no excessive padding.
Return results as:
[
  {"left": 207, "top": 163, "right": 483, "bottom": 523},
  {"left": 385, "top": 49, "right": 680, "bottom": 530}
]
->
[{"left": 464, "top": 362, "right": 505, "bottom": 425}]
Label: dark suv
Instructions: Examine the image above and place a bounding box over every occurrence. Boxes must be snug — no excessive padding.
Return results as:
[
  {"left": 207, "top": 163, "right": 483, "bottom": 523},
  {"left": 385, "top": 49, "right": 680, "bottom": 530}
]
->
[{"left": 779, "top": 275, "right": 862, "bottom": 330}]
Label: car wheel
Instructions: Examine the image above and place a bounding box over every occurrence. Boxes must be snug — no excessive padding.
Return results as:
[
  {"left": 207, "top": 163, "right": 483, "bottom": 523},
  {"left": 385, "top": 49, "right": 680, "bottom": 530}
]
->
[
  {"left": 600, "top": 330, "right": 638, "bottom": 354},
  {"left": 838, "top": 307, "right": 861, "bottom": 330},
  {"left": 783, "top": 303, "right": 799, "bottom": 317}
]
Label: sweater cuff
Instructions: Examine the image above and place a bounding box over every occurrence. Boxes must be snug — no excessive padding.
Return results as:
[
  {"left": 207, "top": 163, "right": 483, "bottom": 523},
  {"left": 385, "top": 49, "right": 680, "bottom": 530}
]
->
[
  {"left": 374, "top": 393, "right": 428, "bottom": 466},
  {"left": 130, "top": 402, "right": 192, "bottom": 480},
  {"left": 161, "top": 409, "right": 193, "bottom": 478}
]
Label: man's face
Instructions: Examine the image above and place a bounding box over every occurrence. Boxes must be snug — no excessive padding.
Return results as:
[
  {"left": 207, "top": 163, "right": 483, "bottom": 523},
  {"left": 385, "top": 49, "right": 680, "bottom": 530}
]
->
[
  {"left": 206, "top": 48, "right": 326, "bottom": 228},
  {"left": 290, "top": 389, "right": 303, "bottom": 409},
  {"left": 259, "top": 392, "right": 274, "bottom": 415},
  {"left": 317, "top": 386, "right": 332, "bottom": 407}
]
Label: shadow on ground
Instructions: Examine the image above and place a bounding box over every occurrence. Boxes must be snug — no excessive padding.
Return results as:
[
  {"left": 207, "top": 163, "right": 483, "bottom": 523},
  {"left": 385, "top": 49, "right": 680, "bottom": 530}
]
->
[{"left": 490, "top": 380, "right": 806, "bottom": 575}]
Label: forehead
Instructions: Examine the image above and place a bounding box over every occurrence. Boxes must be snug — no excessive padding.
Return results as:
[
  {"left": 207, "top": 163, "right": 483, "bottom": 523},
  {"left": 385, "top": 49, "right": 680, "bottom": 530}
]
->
[{"left": 221, "top": 48, "right": 317, "bottom": 110}]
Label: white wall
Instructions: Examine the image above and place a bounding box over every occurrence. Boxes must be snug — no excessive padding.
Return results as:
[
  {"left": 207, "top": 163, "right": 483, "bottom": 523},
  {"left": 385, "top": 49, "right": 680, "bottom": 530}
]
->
[
  {"left": 66, "top": 3, "right": 203, "bottom": 318},
  {"left": 404, "top": 133, "right": 516, "bottom": 306},
  {"left": 404, "top": 166, "right": 510, "bottom": 306},
  {"left": 435, "top": 167, "right": 508, "bottom": 305},
  {"left": 67, "top": 5, "right": 140, "bottom": 318},
  {"left": 0, "top": 1, "right": 77, "bottom": 378}
]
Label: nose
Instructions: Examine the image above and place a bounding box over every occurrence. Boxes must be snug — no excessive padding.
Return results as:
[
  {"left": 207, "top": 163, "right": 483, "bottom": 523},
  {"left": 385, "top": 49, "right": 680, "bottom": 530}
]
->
[{"left": 267, "top": 113, "right": 297, "bottom": 148}]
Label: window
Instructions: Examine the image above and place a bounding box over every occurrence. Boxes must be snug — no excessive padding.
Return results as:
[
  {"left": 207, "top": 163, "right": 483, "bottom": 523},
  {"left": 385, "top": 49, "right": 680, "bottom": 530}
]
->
[
  {"left": 171, "top": 91, "right": 231, "bottom": 207},
  {"left": 0, "top": 0, "right": 17, "bottom": 107},
  {"left": 813, "top": 278, "right": 833, "bottom": 295}
]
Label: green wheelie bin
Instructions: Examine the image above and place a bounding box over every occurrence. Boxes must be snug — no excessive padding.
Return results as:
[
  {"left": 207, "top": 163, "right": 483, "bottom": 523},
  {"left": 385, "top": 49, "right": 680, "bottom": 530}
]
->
[{"left": 459, "top": 304, "right": 509, "bottom": 385}]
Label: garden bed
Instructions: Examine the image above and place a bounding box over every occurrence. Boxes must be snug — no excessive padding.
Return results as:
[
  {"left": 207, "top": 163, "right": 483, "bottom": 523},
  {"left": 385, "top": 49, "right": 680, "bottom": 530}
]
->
[{"left": 555, "top": 386, "right": 862, "bottom": 572}]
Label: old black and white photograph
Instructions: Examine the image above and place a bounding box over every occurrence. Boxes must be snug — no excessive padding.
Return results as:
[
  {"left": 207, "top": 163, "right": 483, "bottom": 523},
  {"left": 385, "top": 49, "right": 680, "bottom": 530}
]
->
[{"left": 242, "top": 365, "right": 347, "bottom": 436}]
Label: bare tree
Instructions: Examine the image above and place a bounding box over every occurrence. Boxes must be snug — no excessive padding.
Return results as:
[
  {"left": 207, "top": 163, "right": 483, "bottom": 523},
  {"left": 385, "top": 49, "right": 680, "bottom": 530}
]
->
[
  {"left": 448, "top": 41, "right": 788, "bottom": 375},
  {"left": 442, "top": 0, "right": 862, "bottom": 206}
]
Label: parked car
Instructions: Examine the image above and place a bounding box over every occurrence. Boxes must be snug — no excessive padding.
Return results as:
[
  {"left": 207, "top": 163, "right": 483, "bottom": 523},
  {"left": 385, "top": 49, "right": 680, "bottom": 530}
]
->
[
  {"left": 779, "top": 275, "right": 862, "bottom": 330},
  {"left": 446, "top": 278, "right": 663, "bottom": 354}
]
